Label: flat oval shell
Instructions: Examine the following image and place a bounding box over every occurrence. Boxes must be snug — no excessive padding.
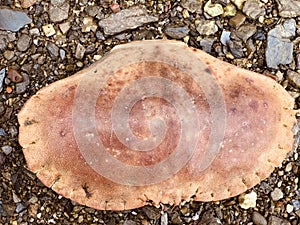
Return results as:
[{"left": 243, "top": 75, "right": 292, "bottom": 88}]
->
[{"left": 18, "top": 40, "right": 296, "bottom": 210}]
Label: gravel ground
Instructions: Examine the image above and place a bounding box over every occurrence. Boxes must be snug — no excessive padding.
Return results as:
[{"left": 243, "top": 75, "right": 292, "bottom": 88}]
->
[{"left": 0, "top": 0, "right": 300, "bottom": 224}]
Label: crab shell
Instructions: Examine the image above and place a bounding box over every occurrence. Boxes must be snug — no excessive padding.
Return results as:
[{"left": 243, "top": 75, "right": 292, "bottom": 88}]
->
[{"left": 18, "top": 40, "right": 296, "bottom": 210}]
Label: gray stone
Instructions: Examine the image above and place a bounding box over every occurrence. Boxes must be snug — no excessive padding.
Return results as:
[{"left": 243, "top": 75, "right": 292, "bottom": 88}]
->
[
  {"left": 270, "top": 188, "right": 284, "bottom": 201},
  {"left": 229, "top": 12, "right": 246, "bottom": 28},
  {"left": 16, "top": 73, "right": 30, "bottom": 94},
  {"left": 233, "top": 24, "right": 257, "bottom": 43},
  {"left": 1, "top": 145, "right": 12, "bottom": 155},
  {"left": 0, "top": 152, "right": 5, "bottom": 167},
  {"left": 199, "top": 210, "right": 223, "bottom": 225},
  {"left": 85, "top": 5, "right": 102, "bottom": 17},
  {"left": 199, "top": 37, "right": 215, "bottom": 53},
  {"left": 8, "top": 125, "right": 18, "bottom": 137},
  {"left": 266, "top": 36, "right": 292, "bottom": 69},
  {"left": 3, "top": 50, "right": 14, "bottom": 60},
  {"left": 0, "top": 68, "right": 5, "bottom": 93},
  {"left": 0, "top": 8, "right": 32, "bottom": 32},
  {"left": 242, "top": 0, "right": 265, "bottom": 20},
  {"left": 47, "top": 42, "right": 59, "bottom": 58},
  {"left": 0, "top": 102, "right": 5, "bottom": 115},
  {"left": 96, "top": 31, "right": 105, "bottom": 40},
  {"left": 0, "top": 128, "right": 6, "bottom": 136},
  {"left": 17, "top": 34, "right": 31, "bottom": 52},
  {"left": 220, "top": 30, "right": 231, "bottom": 46},
  {"left": 123, "top": 220, "right": 137, "bottom": 225},
  {"left": 228, "top": 33, "right": 244, "bottom": 58},
  {"left": 75, "top": 43, "right": 85, "bottom": 60},
  {"left": 15, "top": 203, "right": 26, "bottom": 213},
  {"left": 49, "top": 0, "right": 70, "bottom": 23},
  {"left": 292, "top": 199, "right": 300, "bottom": 210},
  {"left": 296, "top": 54, "right": 300, "bottom": 69},
  {"left": 287, "top": 70, "right": 300, "bottom": 88},
  {"left": 266, "top": 19, "right": 296, "bottom": 69},
  {"left": 276, "top": 0, "right": 300, "bottom": 18},
  {"left": 181, "top": 0, "right": 202, "bottom": 13},
  {"left": 164, "top": 26, "right": 189, "bottom": 39},
  {"left": 0, "top": 31, "right": 16, "bottom": 51},
  {"left": 196, "top": 19, "right": 218, "bottom": 36},
  {"left": 60, "top": 49, "right": 66, "bottom": 60},
  {"left": 252, "top": 212, "right": 267, "bottom": 225},
  {"left": 268, "top": 216, "right": 290, "bottom": 225},
  {"left": 98, "top": 7, "right": 158, "bottom": 35}
]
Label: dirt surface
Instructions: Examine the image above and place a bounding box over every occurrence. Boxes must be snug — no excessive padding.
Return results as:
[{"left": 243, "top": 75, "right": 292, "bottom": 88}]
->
[{"left": 0, "top": 0, "right": 300, "bottom": 224}]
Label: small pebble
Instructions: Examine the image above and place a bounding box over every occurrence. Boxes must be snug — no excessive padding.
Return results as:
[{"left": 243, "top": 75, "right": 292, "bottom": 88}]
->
[
  {"left": 277, "top": 0, "right": 300, "bottom": 18},
  {"left": 15, "top": 203, "right": 26, "bottom": 213},
  {"left": 164, "top": 26, "right": 190, "bottom": 39},
  {"left": 252, "top": 211, "right": 267, "bottom": 225},
  {"left": 196, "top": 19, "right": 218, "bottom": 36},
  {"left": 242, "top": 0, "right": 265, "bottom": 20},
  {"left": 220, "top": 30, "right": 231, "bottom": 45},
  {"left": 49, "top": 0, "right": 70, "bottom": 23},
  {"left": 223, "top": 3, "right": 237, "bottom": 17},
  {"left": 271, "top": 188, "right": 284, "bottom": 201},
  {"left": 59, "top": 22, "right": 71, "bottom": 34},
  {"left": 42, "top": 24, "right": 56, "bottom": 37},
  {"left": 7, "top": 69, "right": 23, "bottom": 83},
  {"left": 239, "top": 191, "right": 257, "bottom": 209},
  {"left": 0, "top": 68, "right": 5, "bottom": 92},
  {"left": 287, "top": 70, "right": 300, "bottom": 88},
  {"left": 17, "top": 34, "right": 31, "bottom": 52},
  {"left": 3, "top": 51, "right": 14, "bottom": 60},
  {"left": 229, "top": 12, "right": 246, "bottom": 28},
  {"left": 204, "top": 0, "right": 224, "bottom": 17},
  {"left": 1, "top": 145, "right": 13, "bottom": 155},
  {"left": 231, "top": 0, "right": 247, "bottom": 9},
  {"left": 16, "top": 73, "right": 30, "bottom": 94},
  {"left": 98, "top": 7, "right": 159, "bottom": 35},
  {"left": 161, "top": 212, "right": 168, "bottom": 225},
  {"left": 47, "top": 42, "right": 60, "bottom": 58},
  {"left": 268, "top": 216, "right": 291, "bottom": 225},
  {"left": 286, "top": 204, "right": 293, "bottom": 213},
  {"left": 292, "top": 199, "right": 300, "bottom": 210},
  {"left": 181, "top": 0, "right": 202, "bottom": 13},
  {"left": 75, "top": 43, "right": 86, "bottom": 60}
]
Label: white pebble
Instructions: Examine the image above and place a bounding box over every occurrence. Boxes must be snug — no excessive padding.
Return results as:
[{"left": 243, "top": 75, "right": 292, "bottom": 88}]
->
[
  {"left": 239, "top": 191, "right": 257, "bottom": 209},
  {"left": 271, "top": 188, "right": 284, "bottom": 201},
  {"left": 286, "top": 204, "right": 293, "bottom": 213}
]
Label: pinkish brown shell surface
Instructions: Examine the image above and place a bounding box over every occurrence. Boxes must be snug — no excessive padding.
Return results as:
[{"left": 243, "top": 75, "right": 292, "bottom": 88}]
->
[{"left": 18, "top": 40, "right": 296, "bottom": 210}]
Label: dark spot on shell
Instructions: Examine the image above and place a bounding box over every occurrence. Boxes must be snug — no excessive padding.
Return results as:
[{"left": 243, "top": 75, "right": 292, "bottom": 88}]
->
[
  {"left": 205, "top": 68, "right": 212, "bottom": 74},
  {"left": 24, "top": 119, "right": 37, "bottom": 126},
  {"left": 68, "top": 86, "right": 75, "bottom": 91},
  {"left": 230, "top": 107, "right": 237, "bottom": 115},
  {"left": 245, "top": 78, "right": 254, "bottom": 84},
  {"left": 248, "top": 100, "right": 259, "bottom": 112},
  {"left": 230, "top": 88, "right": 242, "bottom": 98},
  {"left": 83, "top": 183, "right": 92, "bottom": 198},
  {"left": 59, "top": 130, "right": 66, "bottom": 137}
]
